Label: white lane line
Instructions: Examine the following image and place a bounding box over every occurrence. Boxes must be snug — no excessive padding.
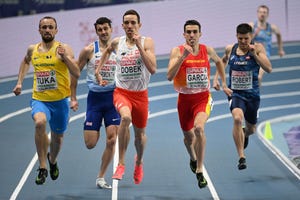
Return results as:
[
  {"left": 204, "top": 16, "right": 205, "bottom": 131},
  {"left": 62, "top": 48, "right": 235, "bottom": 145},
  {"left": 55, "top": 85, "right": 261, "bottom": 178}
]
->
[
  {"left": 203, "top": 166, "right": 220, "bottom": 200},
  {"left": 0, "top": 107, "right": 31, "bottom": 123},
  {"left": 257, "top": 114, "right": 300, "bottom": 179},
  {"left": 8, "top": 103, "right": 300, "bottom": 200},
  {"left": 2, "top": 75, "right": 300, "bottom": 101},
  {"left": 1, "top": 52, "right": 299, "bottom": 83},
  {"left": 112, "top": 136, "right": 119, "bottom": 200},
  {"left": 9, "top": 153, "right": 38, "bottom": 200},
  {"left": 148, "top": 90, "right": 300, "bottom": 102},
  {"left": 9, "top": 113, "right": 85, "bottom": 200},
  {"left": 2, "top": 90, "right": 300, "bottom": 124},
  {"left": 1, "top": 63, "right": 300, "bottom": 100},
  {"left": 148, "top": 109, "right": 223, "bottom": 200}
]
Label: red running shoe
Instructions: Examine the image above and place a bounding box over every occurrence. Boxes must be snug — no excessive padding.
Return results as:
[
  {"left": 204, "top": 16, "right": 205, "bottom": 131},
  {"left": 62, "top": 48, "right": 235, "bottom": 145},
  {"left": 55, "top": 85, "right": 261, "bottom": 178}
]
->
[
  {"left": 134, "top": 161, "right": 144, "bottom": 184},
  {"left": 112, "top": 164, "right": 125, "bottom": 180}
]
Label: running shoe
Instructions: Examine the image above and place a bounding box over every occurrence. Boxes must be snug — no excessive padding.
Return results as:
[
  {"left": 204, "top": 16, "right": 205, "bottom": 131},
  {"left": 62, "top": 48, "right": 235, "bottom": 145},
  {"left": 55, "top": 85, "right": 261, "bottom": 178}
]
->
[
  {"left": 96, "top": 177, "right": 112, "bottom": 189},
  {"left": 190, "top": 159, "right": 197, "bottom": 174},
  {"left": 112, "top": 164, "right": 125, "bottom": 180},
  {"left": 134, "top": 163, "right": 144, "bottom": 184},
  {"left": 243, "top": 128, "right": 249, "bottom": 149},
  {"left": 238, "top": 157, "right": 247, "bottom": 170},
  {"left": 196, "top": 172, "right": 207, "bottom": 189},
  {"left": 35, "top": 168, "right": 48, "bottom": 185},
  {"left": 47, "top": 153, "right": 59, "bottom": 180}
]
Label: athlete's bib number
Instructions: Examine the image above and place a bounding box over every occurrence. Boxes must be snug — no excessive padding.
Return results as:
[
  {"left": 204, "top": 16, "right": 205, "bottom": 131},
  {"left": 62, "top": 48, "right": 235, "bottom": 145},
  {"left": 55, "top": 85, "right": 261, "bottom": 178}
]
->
[
  {"left": 36, "top": 70, "right": 57, "bottom": 91},
  {"left": 186, "top": 67, "right": 209, "bottom": 89},
  {"left": 231, "top": 70, "right": 252, "bottom": 90}
]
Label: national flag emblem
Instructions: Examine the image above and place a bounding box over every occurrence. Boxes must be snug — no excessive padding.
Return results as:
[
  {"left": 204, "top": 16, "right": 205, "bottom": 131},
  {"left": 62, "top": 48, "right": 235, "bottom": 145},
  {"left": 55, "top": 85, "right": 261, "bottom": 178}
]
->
[{"left": 86, "top": 122, "right": 93, "bottom": 126}]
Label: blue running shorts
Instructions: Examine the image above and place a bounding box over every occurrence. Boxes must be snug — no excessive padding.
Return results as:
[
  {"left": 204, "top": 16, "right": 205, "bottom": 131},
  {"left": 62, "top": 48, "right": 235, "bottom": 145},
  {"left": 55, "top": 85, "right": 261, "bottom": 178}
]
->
[
  {"left": 229, "top": 96, "right": 260, "bottom": 125},
  {"left": 84, "top": 90, "right": 120, "bottom": 131},
  {"left": 30, "top": 98, "right": 69, "bottom": 134}
]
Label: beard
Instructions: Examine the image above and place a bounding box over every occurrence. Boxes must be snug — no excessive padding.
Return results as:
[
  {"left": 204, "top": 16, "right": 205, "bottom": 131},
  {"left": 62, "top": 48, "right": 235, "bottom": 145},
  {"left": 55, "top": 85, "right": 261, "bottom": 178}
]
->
[{"left": 42, "top": 35, "right": 54, "bottom": 43}]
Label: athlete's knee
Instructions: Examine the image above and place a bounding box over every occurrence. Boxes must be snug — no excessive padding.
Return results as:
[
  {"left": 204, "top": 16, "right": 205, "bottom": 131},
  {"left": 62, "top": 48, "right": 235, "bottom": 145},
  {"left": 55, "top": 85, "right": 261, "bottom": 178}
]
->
[
  {"left": 184, "top": 132, "right": 195, "bottom": 145},
  {"left": 120, "top": 115, "right": 132, "bottom": 126},
  {"left": 194, "top": 124, "right": 205, "bottom": 137},
  {"left": 85, "top": 138, "right": 97, "bottom": 149},
  {"left": 233, "top": 115, "right": 243, "bottom": 126},
  {"left": 106, "top": 135, "right": 117, "bottom": 149},
  {"left": 34, "top": 118, "right": 47, "bottom": 132},
  {"left": 86, "top": 142, "right": 96, "bottom": 149},
  {"left": 84, "top": 130, "right": 99, "bottom": 149}
]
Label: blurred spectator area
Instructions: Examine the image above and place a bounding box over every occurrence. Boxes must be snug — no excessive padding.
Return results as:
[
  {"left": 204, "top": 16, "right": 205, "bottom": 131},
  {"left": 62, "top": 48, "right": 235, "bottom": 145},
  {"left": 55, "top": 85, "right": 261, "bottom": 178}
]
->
[{"left": 0, "top": 0, "right": 159, "bottom": 18}]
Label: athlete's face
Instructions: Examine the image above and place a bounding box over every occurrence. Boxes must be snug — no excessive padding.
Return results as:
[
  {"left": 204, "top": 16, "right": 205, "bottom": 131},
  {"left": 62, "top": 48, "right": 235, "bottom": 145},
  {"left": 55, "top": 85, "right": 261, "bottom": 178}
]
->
[
  {"left": 184, "top": 25, "right": 201, "bottom": 47},
  {"left": 237, "top": 33, "right": 252, "bottom": 50},
  {"left": 122, "top": 14, "right": 141, "bottom": 38},
  {"left": 96, "top": 23, "right": 112, "bottom": 42},
  {"left": 257, "top": 7, "right": 269, "bottom": 22},
  {"left": 39, "top": 19, "right": 57, "bottom": 43}
]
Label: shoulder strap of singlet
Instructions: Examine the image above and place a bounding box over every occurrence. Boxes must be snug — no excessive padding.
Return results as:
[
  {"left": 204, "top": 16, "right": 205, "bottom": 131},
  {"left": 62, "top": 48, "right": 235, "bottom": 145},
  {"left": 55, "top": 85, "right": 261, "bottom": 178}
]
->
[
  {"left": 266, "top": 22, "right": 272, "bottom": 32},
  {"left": 230, "top": 43, "right": 238, "bottom": 56},
  {"left": 178, "top": 45, "right": 184, "bottom": 54},
  {"left": 94, "top": 40, "right": 99, "bottom": 54},
  {"left": 253, "top": 21, "right": 258, "bottom": 31}
]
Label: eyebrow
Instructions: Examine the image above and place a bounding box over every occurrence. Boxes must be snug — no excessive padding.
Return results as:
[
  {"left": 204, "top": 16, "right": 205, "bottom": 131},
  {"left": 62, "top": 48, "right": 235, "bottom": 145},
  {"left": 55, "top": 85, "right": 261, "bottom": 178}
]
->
[{"left": 186, "top": 30, "right": 198, "bottom": 33}]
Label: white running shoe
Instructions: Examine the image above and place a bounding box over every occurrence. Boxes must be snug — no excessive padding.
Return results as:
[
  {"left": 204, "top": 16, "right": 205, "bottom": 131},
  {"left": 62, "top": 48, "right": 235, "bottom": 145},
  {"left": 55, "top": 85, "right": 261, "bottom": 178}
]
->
[{"left": 96, "top": 177, "right": 112, "bottom": 189}]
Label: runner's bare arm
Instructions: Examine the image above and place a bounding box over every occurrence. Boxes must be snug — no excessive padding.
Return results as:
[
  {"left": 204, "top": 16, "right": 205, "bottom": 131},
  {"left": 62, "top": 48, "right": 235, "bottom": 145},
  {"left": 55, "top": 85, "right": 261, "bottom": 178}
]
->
[{"left": 13, "top": 45, "right": 34, "bottom": 95}]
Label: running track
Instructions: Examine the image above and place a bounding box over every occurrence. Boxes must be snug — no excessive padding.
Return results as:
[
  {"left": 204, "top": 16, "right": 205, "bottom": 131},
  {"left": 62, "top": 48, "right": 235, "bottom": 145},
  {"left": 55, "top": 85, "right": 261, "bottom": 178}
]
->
[{"left": 0, "top": 41, "right": 300, "bottom": 200}]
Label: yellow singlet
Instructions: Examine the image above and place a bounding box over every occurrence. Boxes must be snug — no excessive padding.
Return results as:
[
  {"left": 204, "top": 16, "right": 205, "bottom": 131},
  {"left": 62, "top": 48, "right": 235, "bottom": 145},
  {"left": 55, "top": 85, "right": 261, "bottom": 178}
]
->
[{"left": 31, "top": 41, "right": 70, "bottom": 101}]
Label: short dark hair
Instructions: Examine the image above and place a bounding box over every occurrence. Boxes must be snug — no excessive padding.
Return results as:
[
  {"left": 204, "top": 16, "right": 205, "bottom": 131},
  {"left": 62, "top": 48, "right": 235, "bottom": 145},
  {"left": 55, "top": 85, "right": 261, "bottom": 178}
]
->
[
  {"left": 123, "top": 9, "right": 140, "bottom": 23},
  {"left": 184, "top": 20, "right": 201, "bottom": 32},
  {"left": 94, "top": 17, "right": 112, "bottom": 30},
  {"left": 257, "top": 5, "right": 269, "bottom": 14},
  {"left": 39, "top": 16, "right": 57, "bottom": 29},
  {"left": 236, "top": 23, "right": 252, "bottom": 34}
]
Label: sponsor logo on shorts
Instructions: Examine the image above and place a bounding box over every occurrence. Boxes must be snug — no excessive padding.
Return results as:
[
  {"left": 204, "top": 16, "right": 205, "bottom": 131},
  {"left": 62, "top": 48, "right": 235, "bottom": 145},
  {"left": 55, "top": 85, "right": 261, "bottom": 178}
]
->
[
  {"left": 112, "top": 118, "right": 120, "bottom": 122},
  {"left": 86, "top": 121, "right": 93, "bottom": 126},
  {"left": 115, "top": 103, "right": 123, "bottom": 109}
]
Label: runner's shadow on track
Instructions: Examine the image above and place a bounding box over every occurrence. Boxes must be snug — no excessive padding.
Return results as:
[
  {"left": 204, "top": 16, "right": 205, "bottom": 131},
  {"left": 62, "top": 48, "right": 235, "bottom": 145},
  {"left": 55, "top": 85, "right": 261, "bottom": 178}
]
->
[
  {"left": 44, "top": 190, "right": 112, "bottom": 200},
  {"left": 243, "top": 175, "right": 285, "bottom": 183}
]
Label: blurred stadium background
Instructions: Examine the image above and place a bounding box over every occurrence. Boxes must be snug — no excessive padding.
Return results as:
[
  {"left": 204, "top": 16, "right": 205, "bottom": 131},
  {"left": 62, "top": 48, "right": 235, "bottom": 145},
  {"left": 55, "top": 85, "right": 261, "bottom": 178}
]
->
[{"left": 0, "top": 0, "right": 160, "bottom": 18}]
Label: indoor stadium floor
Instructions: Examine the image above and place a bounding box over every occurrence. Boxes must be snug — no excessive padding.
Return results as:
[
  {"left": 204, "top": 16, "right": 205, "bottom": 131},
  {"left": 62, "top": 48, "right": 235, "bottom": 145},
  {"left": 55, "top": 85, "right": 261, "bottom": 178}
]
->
[{"left": 1, "top": 41, "right": 300, "bottom": 200}]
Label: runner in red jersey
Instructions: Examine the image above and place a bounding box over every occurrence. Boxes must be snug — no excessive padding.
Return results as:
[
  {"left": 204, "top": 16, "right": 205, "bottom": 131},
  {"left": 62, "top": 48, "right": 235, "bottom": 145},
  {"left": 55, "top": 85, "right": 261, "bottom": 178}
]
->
[{"left": 167, "top": 19, "right": 231, "bottom": 189}]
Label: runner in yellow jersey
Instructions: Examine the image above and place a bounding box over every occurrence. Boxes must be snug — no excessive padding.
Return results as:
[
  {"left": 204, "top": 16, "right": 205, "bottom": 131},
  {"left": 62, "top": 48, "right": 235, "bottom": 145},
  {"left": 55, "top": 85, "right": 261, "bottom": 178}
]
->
[{"left": 13, "top": 16, "right": 80, "bottom": 185}]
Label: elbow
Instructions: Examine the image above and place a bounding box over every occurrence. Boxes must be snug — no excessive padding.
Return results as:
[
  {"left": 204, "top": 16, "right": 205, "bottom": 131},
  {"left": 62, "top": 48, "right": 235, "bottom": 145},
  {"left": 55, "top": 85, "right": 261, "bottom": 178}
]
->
[
  {"left": 149, "top": 64, "right": 157, "bottom": 75},
  {"left": 72, "top": 71, "right": 80, "bottom": 79},
  {"left": 266, "top": 65, "right": 272, "bottom": 73},
  {"left": 75, "top": 72, "right": 81, "bottom": 79},
  {"left": 70, "top": 64, "right": 81, "bottom": 79},
  {"left": 150, "top": 68, "right": 156, "bottom": 75},
  {"left": 166, "top": 74, "right": 173, "bottom": 81}
]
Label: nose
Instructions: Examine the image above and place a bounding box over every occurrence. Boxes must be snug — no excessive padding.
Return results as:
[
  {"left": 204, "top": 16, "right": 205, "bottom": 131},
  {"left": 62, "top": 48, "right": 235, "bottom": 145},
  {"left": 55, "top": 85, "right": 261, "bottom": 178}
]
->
[{"left": 241, "top": 38, "right": 247, "bottom": 43}]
